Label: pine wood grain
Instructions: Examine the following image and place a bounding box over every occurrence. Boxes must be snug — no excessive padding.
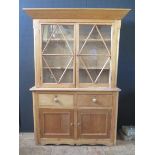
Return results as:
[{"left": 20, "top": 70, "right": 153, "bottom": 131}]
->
[{"left": 24, "top": 8, "right": 130, "bottom": 20}]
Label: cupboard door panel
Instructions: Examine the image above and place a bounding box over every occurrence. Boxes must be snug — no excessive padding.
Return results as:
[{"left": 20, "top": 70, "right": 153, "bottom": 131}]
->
[
  {"left": 77, "top": 109, "right": 112, "bottom": 139},
  {"left": 77, "top": 24, "right": 112, "bottom": 87},
  {"left": 41, "top": 24, "right": 75, "bottom": 86},
  {"left": 39, "top": 109, "right": 74, "bottom": 138}
]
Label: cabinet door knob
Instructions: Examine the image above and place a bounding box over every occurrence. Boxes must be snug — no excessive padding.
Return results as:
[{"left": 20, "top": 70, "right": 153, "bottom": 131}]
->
[
  {"left": 54, "top": 96, "right": 59, "bottom": 102},
  {"left": 92, "top": 98, "right": 97, "bottom": 103},
  {"left": 70, "top": 123, "right": 73, "bottom": 126}
]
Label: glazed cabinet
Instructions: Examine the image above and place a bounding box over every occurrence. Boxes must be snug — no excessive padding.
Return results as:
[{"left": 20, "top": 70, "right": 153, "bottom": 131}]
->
[
  {"left": 41, "top": 24, "right": 75, "bottom": 87},
  {"left": 24, "top": 8, "right": 130, "bottom": 145},
  {"left": 40, "top": 23, "right": 112, "bottom": 87}
]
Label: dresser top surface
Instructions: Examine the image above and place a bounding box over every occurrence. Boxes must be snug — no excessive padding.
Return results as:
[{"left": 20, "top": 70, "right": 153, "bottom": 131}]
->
[{"left": 30, "top": 87, "right": 121, "bottom": 92}]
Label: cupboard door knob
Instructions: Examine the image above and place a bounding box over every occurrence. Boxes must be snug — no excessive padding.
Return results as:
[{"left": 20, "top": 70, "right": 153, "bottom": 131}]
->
[
  {"left": 70, "top": 123, "right": 73, "bottom": 126},
  {"left": 54, "top": 96, "right": 59, "bottom": 102},
  {"left": 92, "top": 98, "right": 97, "bottom": 103}
]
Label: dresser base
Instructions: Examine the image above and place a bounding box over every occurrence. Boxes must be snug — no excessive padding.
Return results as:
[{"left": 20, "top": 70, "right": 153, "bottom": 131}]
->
[
  {"left": 30, "top": 87, "right": 120, "bottom": 146},
  {"left": 39, "top": 138, "right": 114, "bottom": 146}
]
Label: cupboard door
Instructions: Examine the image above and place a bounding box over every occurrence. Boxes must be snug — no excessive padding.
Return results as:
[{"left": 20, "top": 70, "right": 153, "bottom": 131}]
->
[
  {"left": 39, "top": 109, "right": 74, "bottom": 138},
  {"left": 41, "top": 24, "right": 75, "bottom": 87},
  {"left": 77, "top": 109, "right": 112, "bottom": 139},
  {"left": 77, "top": 24, "right": 112, "bottom": 87}
]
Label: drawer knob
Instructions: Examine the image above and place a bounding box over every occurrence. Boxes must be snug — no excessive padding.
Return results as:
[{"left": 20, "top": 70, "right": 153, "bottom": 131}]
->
[
  {"left": 92, "top": 98, "right": 97, "bottom": 103},
  {"left": 77, "top": 122, "right": 80, "bottom": 126},
  {"left": 54, "top": 96, "right": 59, "bottom": 102}
]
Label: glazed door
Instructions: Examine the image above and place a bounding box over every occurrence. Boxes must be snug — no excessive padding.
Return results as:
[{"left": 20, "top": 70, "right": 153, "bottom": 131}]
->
[
  {"left": 41, "top": 24, "right": 75, "bottom": 87},
  {"left": 39, "top": 109, "right": 74, "bottom": 138},
  {"left": 77, "top": 109, "right": 112, "bottom": 139},
  {"left": 77, "top": 24, "right": 112, "bottom": 87}
]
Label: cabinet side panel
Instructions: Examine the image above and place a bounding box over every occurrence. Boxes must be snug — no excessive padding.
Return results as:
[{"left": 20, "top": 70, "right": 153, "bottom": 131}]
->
[
  {"left": 111, "top": 20, "right": 121, "bottom": 87},
  {"left": 33, "top": 20, "right": 42, "bottom": 87},
  {"left": 32, "top": 92, "right": 40, "bottom": 144},
  {"left": 112, "top": 92, "right": 119, "bottom": 144}
]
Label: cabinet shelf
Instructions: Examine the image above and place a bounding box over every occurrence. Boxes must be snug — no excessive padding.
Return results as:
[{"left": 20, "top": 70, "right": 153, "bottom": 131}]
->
[
  {"left": 79, "top": 68, "right": 109, "bottom": 70},
  {"left": 42, "top": 39, "right": 111, "bottom": 42},
  {"left": 43, "top": 67, "right": 109, "bottom": 70},
  {"left": 42, "top": 54, "right": 110, "bottom": 56},
  {"left": 80, "top": 38, "right": 111, "bottom": 42},
  {"left": 42, "top": 54, "right": 73, "bottom": 56},
  {"left": 43, "top": 39, "right": 74, "bottom": 42},
  {"left": 43, "top": 67, "right": 73, "bottom": 69},
  {"left": 79, "top": 54, "right": 110, "bottom": 56}
]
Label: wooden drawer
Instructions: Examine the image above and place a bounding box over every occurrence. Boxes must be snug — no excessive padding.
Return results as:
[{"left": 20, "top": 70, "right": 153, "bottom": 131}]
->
[
  {"left": 77, "top": 94, "right": 113, "bottom": 107},
  {"left": 38, "top": 93, "right": 74, "bottom": 107}
]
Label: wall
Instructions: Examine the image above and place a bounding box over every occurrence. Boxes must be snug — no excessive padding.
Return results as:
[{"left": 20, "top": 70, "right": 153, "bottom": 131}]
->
[{"left": 19, "top": 0, "right": 135, "bottom": 131}]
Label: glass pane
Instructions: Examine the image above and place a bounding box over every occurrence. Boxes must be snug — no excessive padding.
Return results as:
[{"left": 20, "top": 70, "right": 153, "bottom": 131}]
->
[
  {"left": 43, "top": 69, "right": 73, "bottom": 83},
  {"left": 42, "top": 41, "right": 73, "bottom": 54},
  {"left": 79, "top": 25, "right": 111, "bottom": 40},
  {"left": 79, "top": 56, "right": 110, "bottom": 69},
  {"left": 79, "top": 69, "right": 109, "bottom": 83},
  {"left": 42, "top": 25, "right": 74, "bottom": 41},
  {"left": 79, "top": 25, "right": 111, "bottom": 55},
  {"left": 41, "top": 24, "right": 74, "bottom": 84},
  {"left": 42, "top": 56, "right": 73, "bottom": 83},
  {"left": 79, "top": 56, "right": 110, "bottom": 83},
  {"left": 79, "top": 24, "right": 111, "bottom": 84},
  {"left": 42, "top": 24, "right": 74, "bottom": 54},
  {"left": 79, "top": 41, "right": 111, "bottom": 55},
  {"left": 42, "top": 55, "right": 73, "bottom": 68}
]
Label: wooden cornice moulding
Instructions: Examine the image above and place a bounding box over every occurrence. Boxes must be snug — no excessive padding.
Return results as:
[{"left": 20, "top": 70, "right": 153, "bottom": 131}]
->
[{"left": 23, "top": 8, "right": 131, "bottom": 20}]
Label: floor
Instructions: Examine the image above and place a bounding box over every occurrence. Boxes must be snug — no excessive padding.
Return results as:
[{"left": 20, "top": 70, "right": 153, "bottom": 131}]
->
[{"left": 19, "top": 133, "right": 135, "bottom": 155}]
